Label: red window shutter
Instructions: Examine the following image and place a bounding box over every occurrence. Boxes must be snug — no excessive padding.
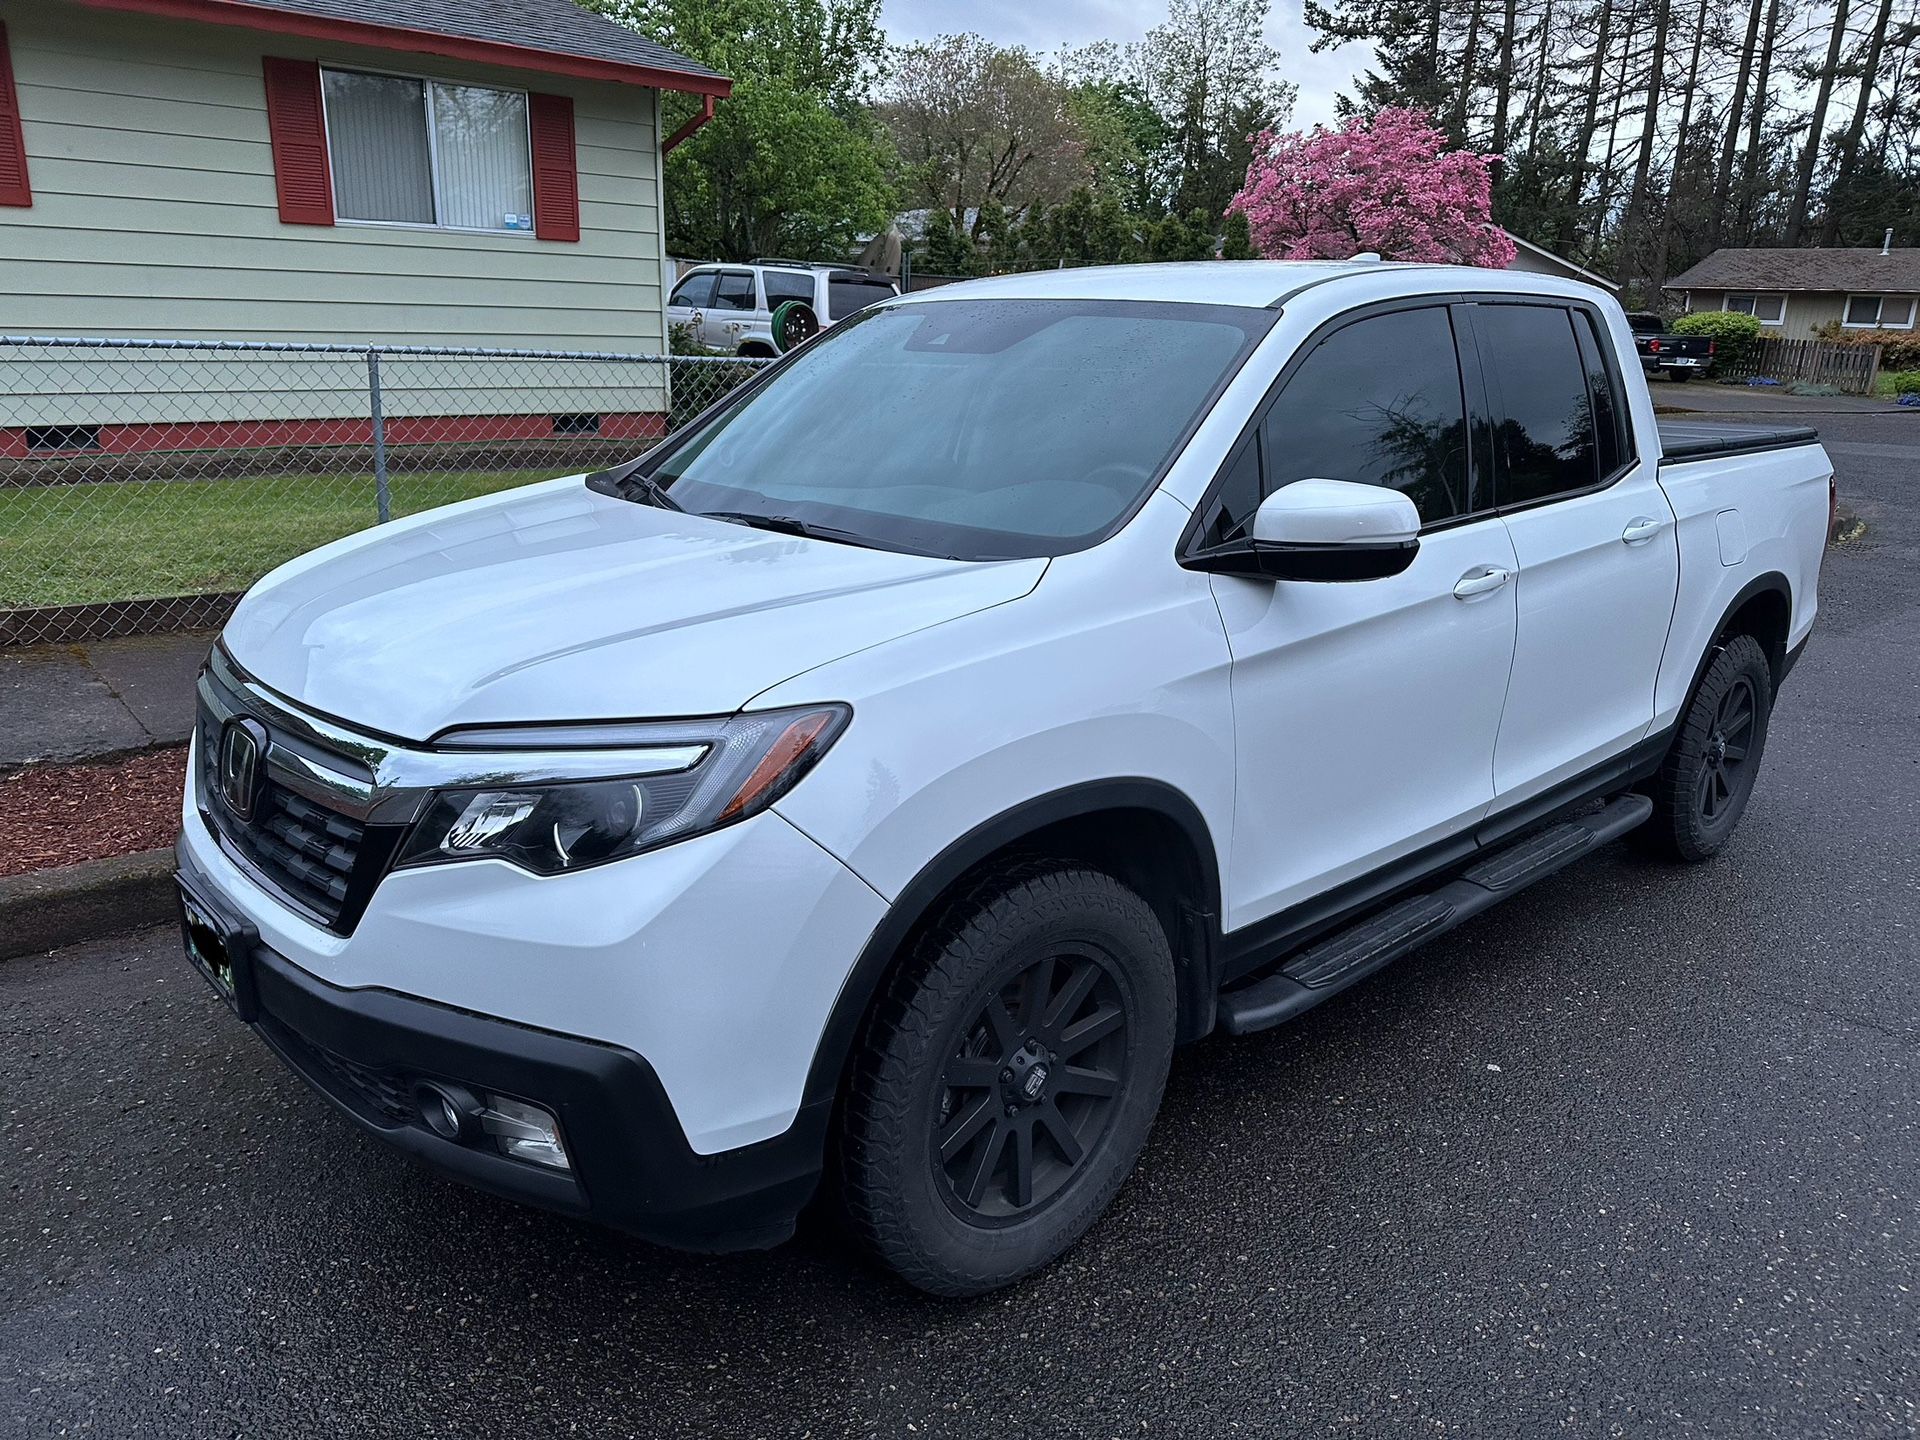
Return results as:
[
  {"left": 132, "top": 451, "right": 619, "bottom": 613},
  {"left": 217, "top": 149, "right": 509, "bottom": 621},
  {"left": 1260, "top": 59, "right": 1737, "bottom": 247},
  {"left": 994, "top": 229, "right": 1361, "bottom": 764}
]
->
[
  {"left": 529, "top": 93, "right": 580, "bottom": 242},
  {"left": 0, "top": 21, "right": 31, "bottom": 208},
  {"left": 261, "top": 57, "right": 333, "bottom": 225}
]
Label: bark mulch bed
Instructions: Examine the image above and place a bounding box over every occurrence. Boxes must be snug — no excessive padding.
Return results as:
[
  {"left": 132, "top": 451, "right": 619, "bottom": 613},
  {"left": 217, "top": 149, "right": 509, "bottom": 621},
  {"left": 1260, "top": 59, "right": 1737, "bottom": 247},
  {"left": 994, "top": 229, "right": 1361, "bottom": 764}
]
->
[{"left": 1, "top": 746, "right": 188, "bottom": 878}]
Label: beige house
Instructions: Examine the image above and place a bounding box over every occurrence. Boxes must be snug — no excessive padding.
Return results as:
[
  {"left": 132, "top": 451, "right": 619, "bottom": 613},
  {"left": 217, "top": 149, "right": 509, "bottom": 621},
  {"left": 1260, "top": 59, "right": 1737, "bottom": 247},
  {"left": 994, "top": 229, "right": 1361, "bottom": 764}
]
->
[
  {"left": 0, "top": 0, "right": 726, "bottom": 457},
  {"left": 1665, "top": 245, "right": 1920, "bottom": 337}
]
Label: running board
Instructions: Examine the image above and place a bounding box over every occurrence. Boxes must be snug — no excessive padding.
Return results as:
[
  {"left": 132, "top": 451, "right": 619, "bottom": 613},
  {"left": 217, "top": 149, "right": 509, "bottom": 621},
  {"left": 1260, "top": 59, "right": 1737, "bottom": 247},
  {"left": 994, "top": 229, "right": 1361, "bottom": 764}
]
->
[{"left": 1216, "top": 793, "right": 1653, "bottom": 1036}]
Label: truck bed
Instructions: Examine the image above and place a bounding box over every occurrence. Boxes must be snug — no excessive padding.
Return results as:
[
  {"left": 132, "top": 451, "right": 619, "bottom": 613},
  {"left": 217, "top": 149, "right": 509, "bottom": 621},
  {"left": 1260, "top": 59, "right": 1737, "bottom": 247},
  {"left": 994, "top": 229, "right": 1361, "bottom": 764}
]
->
[{"left": 1657, "top": 419, "right": 1820, "bottom": 465}]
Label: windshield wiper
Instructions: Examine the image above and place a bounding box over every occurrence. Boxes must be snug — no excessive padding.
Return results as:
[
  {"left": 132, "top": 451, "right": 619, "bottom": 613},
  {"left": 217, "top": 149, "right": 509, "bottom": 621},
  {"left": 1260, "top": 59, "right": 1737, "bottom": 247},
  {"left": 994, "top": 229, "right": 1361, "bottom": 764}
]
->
[
  {"left": 586, "top": 456, "right": 683, "bottom": 511},
  {"left": 695, "top": 510, "right": 887, "bottom": 549}
]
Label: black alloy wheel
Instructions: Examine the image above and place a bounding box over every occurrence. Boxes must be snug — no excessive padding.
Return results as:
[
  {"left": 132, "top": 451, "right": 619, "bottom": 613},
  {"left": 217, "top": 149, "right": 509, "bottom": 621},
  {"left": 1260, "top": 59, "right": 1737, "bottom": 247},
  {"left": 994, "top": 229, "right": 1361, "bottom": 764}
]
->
[
  {"left": 839, "top": 863, "right": 1176, "bottom": 1296},
  {"left": 1633, "top": 631, "right": 1774, "bottom": 862},
  {"left": 933, "top": 947, "right": 1128, "bottom": 1221},
  {"left": 1697, "top": 674, "right": 1757, "bottom": 824}
]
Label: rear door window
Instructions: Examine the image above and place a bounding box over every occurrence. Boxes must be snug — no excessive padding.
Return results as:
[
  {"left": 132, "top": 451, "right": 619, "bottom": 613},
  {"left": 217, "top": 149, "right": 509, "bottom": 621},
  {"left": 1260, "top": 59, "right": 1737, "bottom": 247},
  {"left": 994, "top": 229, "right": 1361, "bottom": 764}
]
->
[
  {"left": 1475, "top": 304, "right": 1599, "bottom": 506},
  {"left": 1574, "top": 310, "right": 1631, "bottom": 481},
  {"left": 712, "top": 271, "right": 757, "bottom": 312}
]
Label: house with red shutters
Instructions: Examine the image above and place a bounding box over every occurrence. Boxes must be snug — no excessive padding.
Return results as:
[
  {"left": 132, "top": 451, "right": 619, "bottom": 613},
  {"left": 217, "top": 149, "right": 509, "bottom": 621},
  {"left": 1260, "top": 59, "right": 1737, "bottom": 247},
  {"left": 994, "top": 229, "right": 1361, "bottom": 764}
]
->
[{"left": 0, "top": 0, "right": 727, "bottom": 457}]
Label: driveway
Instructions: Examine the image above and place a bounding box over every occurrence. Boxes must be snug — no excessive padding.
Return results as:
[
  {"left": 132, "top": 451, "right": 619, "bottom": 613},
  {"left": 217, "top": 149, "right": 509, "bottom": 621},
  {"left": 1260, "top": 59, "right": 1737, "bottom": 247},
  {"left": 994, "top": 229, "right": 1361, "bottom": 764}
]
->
[{"left": 3, "top": 411, "right": 1916, "bottom": 1439}]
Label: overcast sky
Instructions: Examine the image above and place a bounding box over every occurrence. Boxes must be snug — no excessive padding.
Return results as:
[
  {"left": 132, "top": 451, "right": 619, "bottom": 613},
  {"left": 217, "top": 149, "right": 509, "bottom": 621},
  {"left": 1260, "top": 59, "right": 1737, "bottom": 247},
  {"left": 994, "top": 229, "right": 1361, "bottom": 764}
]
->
[{"left": 878, "top": 0, "right": 1374, "bottom": 131}]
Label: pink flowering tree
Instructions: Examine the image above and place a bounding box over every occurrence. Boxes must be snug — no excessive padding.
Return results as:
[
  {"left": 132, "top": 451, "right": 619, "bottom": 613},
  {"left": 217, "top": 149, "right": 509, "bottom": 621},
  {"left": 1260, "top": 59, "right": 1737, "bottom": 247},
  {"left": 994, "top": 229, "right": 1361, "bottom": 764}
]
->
[{"left": 1229, "top": 108, "right": 1516, "bottom": 267}]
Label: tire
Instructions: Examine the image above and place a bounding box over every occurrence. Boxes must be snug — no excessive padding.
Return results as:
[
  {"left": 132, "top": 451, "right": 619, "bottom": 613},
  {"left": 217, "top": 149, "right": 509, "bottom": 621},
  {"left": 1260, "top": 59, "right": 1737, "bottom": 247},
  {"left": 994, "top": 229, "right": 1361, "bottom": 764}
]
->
[
  {"left": 839, "top": 862, "right": 1176, "bottom": 1296},
  {"left": 1633, "top": 633, "right": 1773, "bottom": 862},
  {"left": 1668, "top": 370, "right": 1692, "bottom": 383}
]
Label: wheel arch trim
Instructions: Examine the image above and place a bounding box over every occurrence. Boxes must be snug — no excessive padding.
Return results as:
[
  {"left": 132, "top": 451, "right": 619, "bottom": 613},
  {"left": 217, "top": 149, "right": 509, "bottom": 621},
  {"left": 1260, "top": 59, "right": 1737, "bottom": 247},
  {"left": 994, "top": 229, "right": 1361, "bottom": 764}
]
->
[{"left": 797, "top": 778, "right": 1223, "bottom": 1114}]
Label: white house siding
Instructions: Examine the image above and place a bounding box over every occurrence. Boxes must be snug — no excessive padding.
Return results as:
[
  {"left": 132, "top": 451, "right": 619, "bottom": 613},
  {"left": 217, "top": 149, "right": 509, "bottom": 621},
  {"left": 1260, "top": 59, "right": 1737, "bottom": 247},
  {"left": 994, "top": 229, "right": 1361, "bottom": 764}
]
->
[
  {"left": 1679, "top": 289, "right": 1914, "bottom": 338},
  {"left": 0, "top": 5, "right": 671, "bottom": 434}
]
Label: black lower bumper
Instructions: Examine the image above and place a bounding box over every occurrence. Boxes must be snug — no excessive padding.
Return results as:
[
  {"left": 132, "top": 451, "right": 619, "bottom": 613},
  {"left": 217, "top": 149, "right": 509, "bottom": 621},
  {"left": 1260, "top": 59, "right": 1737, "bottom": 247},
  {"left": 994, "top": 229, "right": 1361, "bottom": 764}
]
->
[{"left": 177, "top": 843, "right": 830, "bottom": 1252}]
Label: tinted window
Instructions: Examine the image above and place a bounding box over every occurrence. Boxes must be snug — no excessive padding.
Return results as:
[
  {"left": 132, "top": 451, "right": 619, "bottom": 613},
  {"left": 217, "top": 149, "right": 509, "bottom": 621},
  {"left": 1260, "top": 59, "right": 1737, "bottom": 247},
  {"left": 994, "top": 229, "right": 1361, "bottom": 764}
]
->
[
  {"left": 712, "top": 272, "right": 756, "bottom": 311},
  {"left": 670, "top": 272, "right": 715, "bottom": 309},
  {"left": 1574, "top": 310, "right": 1629, "bottom": 480},
  {"left": 648, "top": 299, "right": 1269, "bottom": 560},
  {"left": 828, "top": 277, "right": 894, "bottom": 320},
  {"left": 1477, "top": 304, "right": 1597, "bottom": 506},
  {"left": 763, "top": 270, "right": 814, "bottom": 306},
  {"left": 1257, "top": 306, "right": 1471, "bottom": 526}
]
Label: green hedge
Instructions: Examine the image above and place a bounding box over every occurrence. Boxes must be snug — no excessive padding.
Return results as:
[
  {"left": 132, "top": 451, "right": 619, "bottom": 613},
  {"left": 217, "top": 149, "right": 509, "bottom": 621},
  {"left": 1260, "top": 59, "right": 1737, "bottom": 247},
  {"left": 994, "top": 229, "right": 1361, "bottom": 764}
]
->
[
  {"left": 1671, "top": 310, "right": 1762, "bottom": 370},
  {"left": 1890, "top": 370, "right": 1920, "bottom": 397}
]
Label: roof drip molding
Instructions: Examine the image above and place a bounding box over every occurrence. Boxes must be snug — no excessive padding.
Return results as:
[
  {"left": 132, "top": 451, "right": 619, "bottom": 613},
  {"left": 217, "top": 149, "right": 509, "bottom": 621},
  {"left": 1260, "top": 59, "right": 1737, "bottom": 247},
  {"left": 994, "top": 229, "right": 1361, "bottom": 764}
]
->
[{"left": 69, "top": 0, "right": 732, "bottom": 96}]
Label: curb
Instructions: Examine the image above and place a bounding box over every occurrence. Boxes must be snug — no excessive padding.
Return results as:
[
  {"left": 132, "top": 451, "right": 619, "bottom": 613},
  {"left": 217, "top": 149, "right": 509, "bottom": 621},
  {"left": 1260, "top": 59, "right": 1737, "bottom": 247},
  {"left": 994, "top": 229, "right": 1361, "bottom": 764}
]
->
[{"left": 0, "top": 846, "right": 175, "bottom": 961}]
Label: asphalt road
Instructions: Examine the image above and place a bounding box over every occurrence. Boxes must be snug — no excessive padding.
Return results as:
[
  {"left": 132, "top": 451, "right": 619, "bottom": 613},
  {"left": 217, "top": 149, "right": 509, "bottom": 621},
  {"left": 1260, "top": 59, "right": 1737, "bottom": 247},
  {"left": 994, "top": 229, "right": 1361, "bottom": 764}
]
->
[{"left": 5, "top": 405, "right": 1917, "bottom": 1439}]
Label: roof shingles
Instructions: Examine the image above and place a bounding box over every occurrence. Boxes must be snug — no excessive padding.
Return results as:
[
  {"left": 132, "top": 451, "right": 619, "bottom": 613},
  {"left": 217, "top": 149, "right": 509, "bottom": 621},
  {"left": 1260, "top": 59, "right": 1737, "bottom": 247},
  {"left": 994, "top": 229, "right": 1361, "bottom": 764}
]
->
[
  {"left": 141, "top": 0, "right": 726, "bottom": 86},
  {"left": 1666, "top": 247, "right": 1920, "bottom": 294}
]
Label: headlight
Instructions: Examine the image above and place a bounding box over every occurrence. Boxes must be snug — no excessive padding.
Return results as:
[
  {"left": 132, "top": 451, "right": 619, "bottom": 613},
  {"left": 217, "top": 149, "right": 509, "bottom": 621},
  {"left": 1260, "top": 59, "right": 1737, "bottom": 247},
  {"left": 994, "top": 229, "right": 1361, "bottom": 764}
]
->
[{"left": 394, "top": 704, "right": 849, "bottom": 875}]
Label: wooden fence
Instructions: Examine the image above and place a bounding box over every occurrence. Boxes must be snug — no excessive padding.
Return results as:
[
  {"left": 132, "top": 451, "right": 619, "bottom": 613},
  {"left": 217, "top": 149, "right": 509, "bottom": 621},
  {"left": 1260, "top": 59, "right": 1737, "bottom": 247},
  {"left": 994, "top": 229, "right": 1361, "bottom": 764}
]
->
[{"left": 1717, "top": 336, "right": 1883, "bottom": 394}]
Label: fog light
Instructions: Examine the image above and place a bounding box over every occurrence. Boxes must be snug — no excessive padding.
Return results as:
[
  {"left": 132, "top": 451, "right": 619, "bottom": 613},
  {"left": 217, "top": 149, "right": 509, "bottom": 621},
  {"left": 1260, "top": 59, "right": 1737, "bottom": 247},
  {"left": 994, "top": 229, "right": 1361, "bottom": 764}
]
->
[
  {"left": 415, "top": 1082, "right": 480, "bottom": 1142},
  {"left": 480, "top": 1095, "right": 569, "bottom": 1171}
]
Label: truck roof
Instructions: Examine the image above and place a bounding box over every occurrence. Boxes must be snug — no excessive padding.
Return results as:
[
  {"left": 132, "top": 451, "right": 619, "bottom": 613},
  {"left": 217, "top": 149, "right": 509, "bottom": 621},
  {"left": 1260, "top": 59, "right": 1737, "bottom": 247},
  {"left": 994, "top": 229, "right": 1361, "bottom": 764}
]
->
[{"left": 892, "top": 260, "right": 1616, "bottom": 311}]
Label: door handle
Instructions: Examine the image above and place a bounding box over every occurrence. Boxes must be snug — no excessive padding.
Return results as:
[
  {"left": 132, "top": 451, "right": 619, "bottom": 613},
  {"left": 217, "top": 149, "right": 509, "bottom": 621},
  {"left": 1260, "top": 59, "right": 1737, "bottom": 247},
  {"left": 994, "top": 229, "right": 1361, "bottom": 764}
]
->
[
  {"left": 1622, "top": 516, "right": 1664, "bottom": 545},
  {"left": 1452, "top": 565, "right": 1513, "bottom": 599}
]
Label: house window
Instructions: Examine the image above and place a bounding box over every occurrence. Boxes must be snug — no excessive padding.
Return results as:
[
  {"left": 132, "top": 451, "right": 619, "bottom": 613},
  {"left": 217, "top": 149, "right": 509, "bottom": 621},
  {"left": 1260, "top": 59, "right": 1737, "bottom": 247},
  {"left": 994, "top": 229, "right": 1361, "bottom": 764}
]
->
[
  {"left": 1843, "top": 294, "right": 1917, "bottom": 330},
  {"left": 1724, "top": 293, "right": 1786, "bottom": 325},
  {"left": 320, "top": 69, "right": 533, "bottom": 233}
]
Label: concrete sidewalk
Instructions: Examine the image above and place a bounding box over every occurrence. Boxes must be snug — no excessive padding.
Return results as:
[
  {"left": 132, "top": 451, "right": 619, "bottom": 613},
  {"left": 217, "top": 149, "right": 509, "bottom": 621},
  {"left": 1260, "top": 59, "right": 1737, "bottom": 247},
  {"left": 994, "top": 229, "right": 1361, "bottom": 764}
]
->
[{"left": 0, "top": 630, "right": 213, "bottom": 769}]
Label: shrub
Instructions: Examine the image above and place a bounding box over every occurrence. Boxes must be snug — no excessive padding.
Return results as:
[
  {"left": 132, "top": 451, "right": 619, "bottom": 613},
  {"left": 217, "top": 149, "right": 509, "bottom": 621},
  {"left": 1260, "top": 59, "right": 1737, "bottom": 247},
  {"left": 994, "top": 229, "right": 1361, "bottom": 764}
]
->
[
  {"left": 1815, "top": 323, "right": 1920, "bottom": 369},
  {"left": 1889, "top": 370, "right": 1920, "bottom": 397},
  {"left": 1671, "top": 310, "right": 1762, "bottom": 370}
]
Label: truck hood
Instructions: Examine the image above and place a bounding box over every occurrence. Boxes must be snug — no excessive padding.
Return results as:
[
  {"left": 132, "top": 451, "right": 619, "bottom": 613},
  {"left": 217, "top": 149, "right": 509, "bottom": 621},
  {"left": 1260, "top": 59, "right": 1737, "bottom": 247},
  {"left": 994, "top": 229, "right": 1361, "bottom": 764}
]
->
[{"left": 222, "top": 479, "right": 1046, "bottom": 741}]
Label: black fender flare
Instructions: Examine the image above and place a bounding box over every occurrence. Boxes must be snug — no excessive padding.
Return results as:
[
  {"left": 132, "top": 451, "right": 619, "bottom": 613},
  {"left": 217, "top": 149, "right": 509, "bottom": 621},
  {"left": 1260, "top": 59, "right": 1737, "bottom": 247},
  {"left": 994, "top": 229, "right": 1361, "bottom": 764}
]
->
[
  {"left": 796, "top": 778, "right": 1224, "bottom": 1118},
  {"left": 1680, "top": 570, "right": 1794, "bottom": 709}
]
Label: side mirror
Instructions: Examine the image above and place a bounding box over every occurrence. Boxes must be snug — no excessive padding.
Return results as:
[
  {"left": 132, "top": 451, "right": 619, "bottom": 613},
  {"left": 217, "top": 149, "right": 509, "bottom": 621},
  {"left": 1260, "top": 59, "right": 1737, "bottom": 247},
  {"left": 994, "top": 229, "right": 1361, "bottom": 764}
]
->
[{"left": 1220, "top": 479, "right": 1421, "bottom": 581}]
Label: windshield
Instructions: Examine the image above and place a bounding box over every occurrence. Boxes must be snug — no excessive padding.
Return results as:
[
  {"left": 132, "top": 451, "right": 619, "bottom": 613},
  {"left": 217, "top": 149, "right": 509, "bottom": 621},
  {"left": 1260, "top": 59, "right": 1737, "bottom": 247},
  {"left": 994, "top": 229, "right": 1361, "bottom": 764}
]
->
[{"left": 639, "top": 298, "right": 1272, "bottom": 560}]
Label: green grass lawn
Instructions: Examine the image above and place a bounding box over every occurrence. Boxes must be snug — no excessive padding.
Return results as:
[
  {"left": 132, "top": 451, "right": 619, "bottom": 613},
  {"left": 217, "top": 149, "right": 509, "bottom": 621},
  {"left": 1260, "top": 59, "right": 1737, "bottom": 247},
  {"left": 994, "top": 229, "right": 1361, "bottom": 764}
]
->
[{"left": 0, "top": 469, "right": 557, "bottom": 609}]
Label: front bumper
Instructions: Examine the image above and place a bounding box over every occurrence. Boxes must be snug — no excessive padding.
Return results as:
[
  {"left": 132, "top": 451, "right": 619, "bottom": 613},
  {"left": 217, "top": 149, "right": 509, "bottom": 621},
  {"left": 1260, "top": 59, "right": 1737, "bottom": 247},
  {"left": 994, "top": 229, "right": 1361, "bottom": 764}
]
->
[{"left": 178, "top": 838, "right": 834, "bottom": 1250}]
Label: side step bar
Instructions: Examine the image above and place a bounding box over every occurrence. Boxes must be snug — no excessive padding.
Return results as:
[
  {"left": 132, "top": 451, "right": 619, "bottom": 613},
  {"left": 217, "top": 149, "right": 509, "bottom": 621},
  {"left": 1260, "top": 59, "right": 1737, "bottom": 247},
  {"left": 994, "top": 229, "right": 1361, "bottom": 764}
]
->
[{"left": 1217, "top": 793, "right": 1653, "bottom": 1036}]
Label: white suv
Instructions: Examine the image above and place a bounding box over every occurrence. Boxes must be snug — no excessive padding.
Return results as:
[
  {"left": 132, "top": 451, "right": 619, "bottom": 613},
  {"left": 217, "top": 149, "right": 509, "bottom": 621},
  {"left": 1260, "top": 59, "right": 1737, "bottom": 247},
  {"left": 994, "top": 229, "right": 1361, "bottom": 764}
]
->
[
  {"left": 667, "top": 261, "right": 897, "bottom": 355},
  {"left": 176, "top": 262, "right": 1829, "bottom": 1296}
]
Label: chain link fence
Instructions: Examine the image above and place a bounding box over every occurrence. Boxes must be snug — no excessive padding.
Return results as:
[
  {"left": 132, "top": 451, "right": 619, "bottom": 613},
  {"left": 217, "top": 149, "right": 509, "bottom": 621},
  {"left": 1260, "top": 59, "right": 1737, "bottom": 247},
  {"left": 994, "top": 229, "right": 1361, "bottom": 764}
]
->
[{"left": 0, "top": 337, "right": 767, "bottom": 646}]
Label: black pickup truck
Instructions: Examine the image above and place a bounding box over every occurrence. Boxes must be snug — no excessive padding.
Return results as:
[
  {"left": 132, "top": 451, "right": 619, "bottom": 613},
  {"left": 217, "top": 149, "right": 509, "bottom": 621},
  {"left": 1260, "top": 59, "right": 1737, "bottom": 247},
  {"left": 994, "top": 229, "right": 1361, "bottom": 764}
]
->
[{"left": 1627, "top": 312, "right": 1715, "bottom": 382}]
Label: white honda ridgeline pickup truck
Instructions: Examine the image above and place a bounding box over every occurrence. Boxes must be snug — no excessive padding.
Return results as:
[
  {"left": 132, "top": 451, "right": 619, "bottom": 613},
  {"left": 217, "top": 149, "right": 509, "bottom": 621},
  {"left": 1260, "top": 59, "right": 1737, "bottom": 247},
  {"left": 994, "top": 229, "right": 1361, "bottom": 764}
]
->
[{"left": 176, "top": 262, "right": 1832, "bottom": 1295}]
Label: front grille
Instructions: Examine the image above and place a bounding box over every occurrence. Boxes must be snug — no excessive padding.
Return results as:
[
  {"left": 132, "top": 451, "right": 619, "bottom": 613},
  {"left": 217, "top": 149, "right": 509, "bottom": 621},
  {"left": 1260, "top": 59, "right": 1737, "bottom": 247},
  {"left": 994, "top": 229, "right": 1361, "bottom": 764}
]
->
[
  {"left": 196, "top": 678, "right": 383, "bottom": 934},
  {"left": 260, "top": 1015, "right": 414, "bottom": 1127}
]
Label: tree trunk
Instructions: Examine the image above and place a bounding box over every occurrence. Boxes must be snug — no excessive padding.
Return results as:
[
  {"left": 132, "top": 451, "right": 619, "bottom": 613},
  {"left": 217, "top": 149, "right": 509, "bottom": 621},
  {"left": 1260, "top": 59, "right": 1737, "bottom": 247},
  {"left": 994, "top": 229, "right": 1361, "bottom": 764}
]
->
[
  {"left": 1455, "top": 0, "right": 1486, "bottom": 139},
  {"left": 1523, "top": 0, "right": 1556, "bottom": 159},
  {"left": 1739, "top": 0, "right": 1782, "bottom": 241},
  {"left": 1818, "top": 0, "right": 1895, "bottom": 245},
  {"left": 1652, "top": 0, "right": 1710, "bottom": 290},
  {"left": 1556, "top": 0, "right": 1614, "bottom": 253},
  {"left": 1785, "top": 0, "right": 1851, "bottom": 246},
  {"left": 1490, "top": 0, "right": 1520, "bottom": 155},
  {"left": 1711, "top": 0, "right": 1763, "bottom": 247}
]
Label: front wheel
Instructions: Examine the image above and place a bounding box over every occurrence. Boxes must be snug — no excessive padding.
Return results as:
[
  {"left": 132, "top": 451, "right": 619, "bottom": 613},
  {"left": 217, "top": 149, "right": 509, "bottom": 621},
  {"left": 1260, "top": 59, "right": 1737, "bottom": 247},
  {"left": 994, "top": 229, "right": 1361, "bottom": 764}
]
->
[
  {"left": 1634, "top": 633, "right": 1774, "bottom": 861},
  {"left": 839, "top": 863, "right": 1176, "bottom": 1296}
]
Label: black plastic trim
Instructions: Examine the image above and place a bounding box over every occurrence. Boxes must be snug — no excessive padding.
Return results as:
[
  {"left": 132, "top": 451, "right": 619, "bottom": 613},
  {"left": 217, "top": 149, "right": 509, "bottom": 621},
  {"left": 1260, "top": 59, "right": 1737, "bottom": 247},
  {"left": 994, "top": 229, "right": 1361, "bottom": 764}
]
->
[
  {"left": 179, "top": 842, "right": 824, "bottom": 1252},
  {"left": 797, "top": 779, "right": 1226, "bottom": 1115},
  {"left": 1655, "top": 422, "right": 1822, "bottom": 464},
  {"left": 1218, "top": 726, "right": 1673, "bottom": 981}
]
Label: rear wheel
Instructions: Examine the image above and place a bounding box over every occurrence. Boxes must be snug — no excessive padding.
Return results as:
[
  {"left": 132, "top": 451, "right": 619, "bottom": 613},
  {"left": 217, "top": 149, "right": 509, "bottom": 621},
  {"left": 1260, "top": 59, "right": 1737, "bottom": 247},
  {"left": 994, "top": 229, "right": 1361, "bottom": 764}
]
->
[
  {"left": 1634, "top": 633, "right": 1773, "bottom": 861},
  {"left": 839, "top": 863, "right": 1175, "bottom": 1296}
]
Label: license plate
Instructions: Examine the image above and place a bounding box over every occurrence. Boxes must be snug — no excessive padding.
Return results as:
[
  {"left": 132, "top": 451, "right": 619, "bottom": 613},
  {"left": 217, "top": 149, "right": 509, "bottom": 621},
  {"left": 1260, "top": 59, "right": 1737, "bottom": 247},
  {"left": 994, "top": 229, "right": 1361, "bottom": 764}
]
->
[
  {"left": 1668, "top": 357, "right": 1702, "bottom": 367},
  {"left": 177, "top": 876, "right": 259, "bottom": 1020}
]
